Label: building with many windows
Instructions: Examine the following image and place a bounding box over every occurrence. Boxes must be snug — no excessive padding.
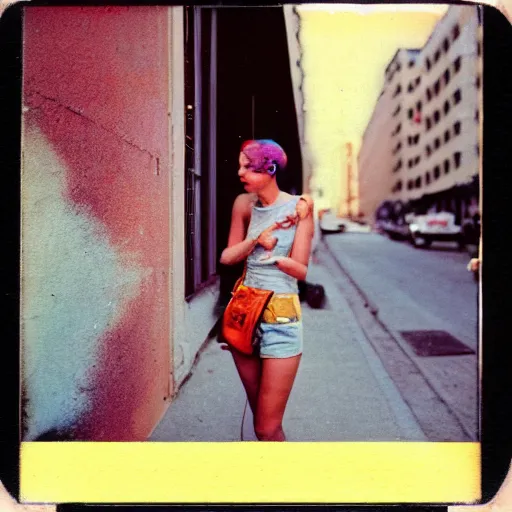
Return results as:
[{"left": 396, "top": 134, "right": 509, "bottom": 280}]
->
[{"left": 359, "top": 5, "right": 481, "bottom": 226}]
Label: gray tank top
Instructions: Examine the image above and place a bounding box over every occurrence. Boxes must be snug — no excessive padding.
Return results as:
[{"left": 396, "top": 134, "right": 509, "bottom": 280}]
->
[{"left": 243, "top": 194, "right": 301, "bottom": 294}]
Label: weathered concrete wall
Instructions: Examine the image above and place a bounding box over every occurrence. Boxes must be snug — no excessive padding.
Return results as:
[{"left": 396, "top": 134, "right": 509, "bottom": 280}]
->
[{"left": 21, "top": 6, "right": 172, "bottom": 440}]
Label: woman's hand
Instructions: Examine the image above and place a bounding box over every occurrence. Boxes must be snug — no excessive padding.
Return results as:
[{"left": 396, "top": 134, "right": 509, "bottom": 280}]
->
[{"left": 257, "top": 223, "right": 279, "bottom": 251}]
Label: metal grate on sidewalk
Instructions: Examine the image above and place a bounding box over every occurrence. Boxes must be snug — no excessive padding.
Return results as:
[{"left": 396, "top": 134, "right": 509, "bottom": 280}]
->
[{"left": 399, "top": 330, "right": 476, "bottom": 357}]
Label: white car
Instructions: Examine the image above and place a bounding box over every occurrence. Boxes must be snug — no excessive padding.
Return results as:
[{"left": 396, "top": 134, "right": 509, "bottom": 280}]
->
[{"left": 408, "top": 211, "right": 464, "bottom": 250}]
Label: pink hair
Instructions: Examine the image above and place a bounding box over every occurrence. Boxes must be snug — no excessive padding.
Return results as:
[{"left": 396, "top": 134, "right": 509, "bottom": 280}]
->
[{"left": 240, "top": 139, "right": 288, "bottom": 174}]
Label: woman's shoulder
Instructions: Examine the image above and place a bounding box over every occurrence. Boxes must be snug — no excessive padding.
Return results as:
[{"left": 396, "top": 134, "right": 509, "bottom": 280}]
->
[{"left": 233, "top": 193, "right": 257, "bottom": 216}]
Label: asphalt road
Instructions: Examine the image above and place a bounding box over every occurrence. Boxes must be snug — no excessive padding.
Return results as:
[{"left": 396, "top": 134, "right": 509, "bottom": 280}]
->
[{"left": 324, "top": 232, "right": 478, "bottom": 351}]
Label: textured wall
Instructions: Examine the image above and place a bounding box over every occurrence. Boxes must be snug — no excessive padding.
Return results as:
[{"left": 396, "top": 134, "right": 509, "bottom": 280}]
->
[{"left": 21, "top": 6, "right": 172, "bottom": 440}]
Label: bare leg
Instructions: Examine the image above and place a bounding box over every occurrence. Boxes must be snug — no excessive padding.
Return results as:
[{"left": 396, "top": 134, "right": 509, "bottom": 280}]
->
[
  {"left": 254, "top": 355, "right": 302, "bottom": 441},
  {"left": 230, "top": 349, "right": 262, "bottom": 415}
]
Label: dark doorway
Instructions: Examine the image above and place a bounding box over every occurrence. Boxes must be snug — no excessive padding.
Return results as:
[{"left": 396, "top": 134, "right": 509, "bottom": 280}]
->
[{"left": 215, "top": 7, "right": 303, "bottom": 309}]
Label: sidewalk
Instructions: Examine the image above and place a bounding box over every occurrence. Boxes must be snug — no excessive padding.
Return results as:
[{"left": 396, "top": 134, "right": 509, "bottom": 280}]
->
[{"left": 149, "top": 255, "right": 426, "bottom": 442}]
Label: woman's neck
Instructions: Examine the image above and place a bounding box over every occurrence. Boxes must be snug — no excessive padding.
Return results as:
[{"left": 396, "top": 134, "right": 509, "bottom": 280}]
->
[{"left": 256, "top": 184, "right": 281, "bottom": 207}]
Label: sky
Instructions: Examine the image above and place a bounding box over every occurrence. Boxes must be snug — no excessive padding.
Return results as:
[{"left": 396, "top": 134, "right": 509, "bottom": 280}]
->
[{"left": 296, "top": 4, "right": 449, "bottom": 214}]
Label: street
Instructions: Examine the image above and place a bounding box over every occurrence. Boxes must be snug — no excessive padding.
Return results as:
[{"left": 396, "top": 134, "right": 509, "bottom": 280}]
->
[
  {"left": 323, "top": 230, "right": 479, "bottom": 440},
  {"left": 324, "top": 231, "right": 478, "bottom": 351},
  {"left": 150, "top": 230, "right": 479, "bottom": 442}
]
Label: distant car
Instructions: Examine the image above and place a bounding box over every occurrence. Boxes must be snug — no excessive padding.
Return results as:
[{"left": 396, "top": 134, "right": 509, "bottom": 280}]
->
[
  {"left": 319, "top": 209, "right": 346, "bottom": 234},
  {"left": 407, "top": 211, "right": 465, "bottom": 250}
]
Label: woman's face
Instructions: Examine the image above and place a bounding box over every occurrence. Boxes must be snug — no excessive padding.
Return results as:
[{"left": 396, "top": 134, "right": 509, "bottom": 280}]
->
[{"left": 238, "top": 152, "right": 273, "bottom": 193}]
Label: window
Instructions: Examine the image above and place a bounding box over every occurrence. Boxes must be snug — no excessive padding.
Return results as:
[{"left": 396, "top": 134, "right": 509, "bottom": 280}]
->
[
  {"left": 408, "top": 59, "right": 415, "bottom": 68},
  {"left": 434, "top": 49, "right": 441, "bottom": 62},
  {"left": 393, "top": 104, "right": 401, "bottom": 116},
  {"left": 453, "top": 89, "right": 462, "bottom": 104},
  {"left": 393, "top": 84, "right": 402, "bottom": 97},
  {"left": 443, "top": 37, "right": 450, "bottom": 53},
  {"left": 475, "top": 109, "right": 480, "bottom": 122},
  {"left": 184, "top": 6, "right": 217, "bottom": 298},
  {"left": 416, "top": 76, "right": 421, "bottom": 86},
  {"left": 426, "top": 117, "right": 432, "bottom": 131},
  {"left": 407, "top": 180, "right": 414, "bottom": 190},
  {"left": 476, "top": 75, "right": 481, "bottom": 89},
  {"left": 408, "top": 159, "right": 413, "bottom": 168},
  {"left": 444, "top": 159, "right": 450, "bottom": 174},
  {"left": 408, "top": 82, "right": 414, "bottom": 93},
  {"left": 426, "top": 88, "right": 432, "bottom": 101},
  {"left": 396, "top": 62, "right": 401, "bottom": 71},
  {"left": 434, "top": 137, "right": 441, "bottom": 149},
  {"left": 414, "top": 134, "right": 420, "bottom": 144},
  {"left": 477, "top": 41, "right": 481, "bottom": 56},
  {"left": 408, "top": 108, "right": 414, "bottom": 119},
  {"left": 415, "top": 156, "right": 420, "bottom": 165},
  {"left": 434, "top": 80, "right": 440, "bottom": 95},
  {"left": 426, "top": 57, "right": 431, "bottom": 70},
  {"left": 434, "top": 110, "right": 440, "bottom": 124},
  {"left": 397, "top": 159, "right": 402, "bottom": 170},
  {"left": 426, "top": 145, "right": 432, "bottom": 157},
  {"left": 415, "top": 176, "right": 422, "bottom": 188},
  {"left": 444, "top": 129, "right": 451, "bottom": 143},
  {"left": 444, "top": 69, "right": 451, "bottom": 85},
  {"left": 453, "top": 24, "right": 460, "bottom": 41},
  {"left": 416, "top": 101, "right": 423, "bottom": 112},
  {"left": 454, "top": 120, "right": 461, "bottom": 135},
  {"left": 434, "top": 165, "right": 441, "bottom": 179},
  {"left": 454, "top": 151, "right": 462, "bottom": 168},
  {"left": 396, "top": 123, "right": 402, "bottom": 134},
  {"left": 397, "top": 179, "right": 403, "bottom": 191},
  {"left": 444, "top": 100, "right": 451, "bottom": 115},
  {"left": 426, "top": 171, "right": 431, "bottom": 184},
  {"left": 454, "top": 56, "right": 461, "bottom": 73}
]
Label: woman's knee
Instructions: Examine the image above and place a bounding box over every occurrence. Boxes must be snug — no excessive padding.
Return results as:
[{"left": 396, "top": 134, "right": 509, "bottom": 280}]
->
[{"left": 254, "top": 421, "right": 284, "bottom": 441}]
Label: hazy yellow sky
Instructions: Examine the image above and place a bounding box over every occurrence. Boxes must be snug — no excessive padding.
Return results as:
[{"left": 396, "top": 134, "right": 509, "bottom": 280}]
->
[{"left": 298, "top": 4, "right": 449, "bottom": 213}]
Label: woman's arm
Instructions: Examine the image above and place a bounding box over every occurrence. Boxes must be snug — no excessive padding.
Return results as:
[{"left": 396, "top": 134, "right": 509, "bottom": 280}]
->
[
  {"left": 275, "top": 197, "right": 315, "bottom": 281},
  {"left": 219, "top": 194, "right": 255, "bottom": 265},
  {"left": 220, "top": 194, "right": 280, "bottom": 265}
]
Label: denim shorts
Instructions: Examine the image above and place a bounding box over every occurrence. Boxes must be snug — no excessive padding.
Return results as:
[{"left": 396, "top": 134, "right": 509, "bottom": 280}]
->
[{"left": 257, "top": 320, "right": 303, "bottom": 359}]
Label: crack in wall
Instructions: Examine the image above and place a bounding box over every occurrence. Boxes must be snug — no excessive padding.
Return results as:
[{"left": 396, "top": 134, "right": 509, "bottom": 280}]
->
[{"left": 27, "top": 90, "right": 162, "bottom": 161}]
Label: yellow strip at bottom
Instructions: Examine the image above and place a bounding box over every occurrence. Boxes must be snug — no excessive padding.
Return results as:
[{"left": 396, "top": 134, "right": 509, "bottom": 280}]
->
[{"left": 20, "top": 441, "right": 481, "bottom": 504}]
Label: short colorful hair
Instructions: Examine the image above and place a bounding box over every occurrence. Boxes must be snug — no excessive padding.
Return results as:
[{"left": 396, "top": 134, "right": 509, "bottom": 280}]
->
[{"left": 240, "top": 139, "right": 288, "bottom": 175}]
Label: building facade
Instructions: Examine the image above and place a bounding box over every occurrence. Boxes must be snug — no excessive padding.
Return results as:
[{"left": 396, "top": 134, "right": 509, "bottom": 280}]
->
[
  {"left": 358, "top": 5, "right": 481, "bottom": 225},
  {"left": 21, "top": 5, "right": 302, "bottom": 441}
]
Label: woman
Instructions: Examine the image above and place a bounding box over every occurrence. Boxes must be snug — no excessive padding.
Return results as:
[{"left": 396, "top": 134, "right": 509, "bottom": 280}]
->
[{"left": 219, "top": 139, "right": 314, "bottom": 441}]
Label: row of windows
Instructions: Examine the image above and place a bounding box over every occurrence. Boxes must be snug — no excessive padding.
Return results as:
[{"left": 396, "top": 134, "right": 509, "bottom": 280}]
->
[
  {"left": 393, "top": 151, "right": 463, "bottom": 192},
  {"left": 426, "top": 56, "right": 462, "bottom": 102},
  {"left": 425, "top": 89, "right": 462, "bottom": 130},
  {"left": 425, "top": 120, "right": 462, "bottom": 157},
  {"left": 424, "top": 24, "right": 461, "bottom": 72}
]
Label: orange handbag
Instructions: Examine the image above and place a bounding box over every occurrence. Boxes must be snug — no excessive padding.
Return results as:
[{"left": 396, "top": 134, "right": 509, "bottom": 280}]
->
[{"left": 220, "top": 266, "right": 274, "bottom": 356}]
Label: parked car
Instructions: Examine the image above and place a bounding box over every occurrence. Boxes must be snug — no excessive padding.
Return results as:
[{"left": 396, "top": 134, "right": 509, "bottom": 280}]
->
[
  {"left": 380, "top": 218, "right": 410, "bottom": 240},
  {"left": 407, "top": 211, "right": 465, "bottom": 250}
]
